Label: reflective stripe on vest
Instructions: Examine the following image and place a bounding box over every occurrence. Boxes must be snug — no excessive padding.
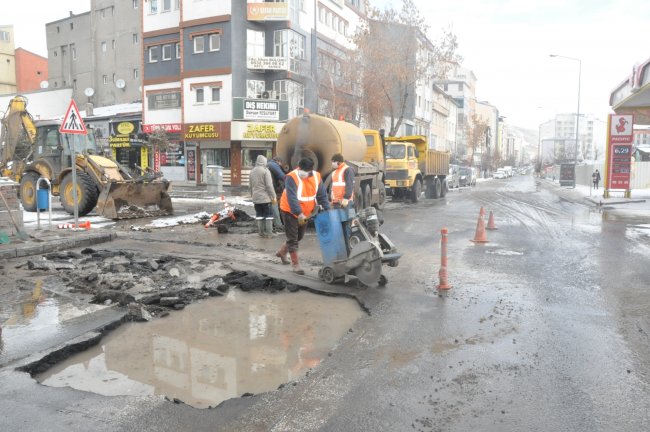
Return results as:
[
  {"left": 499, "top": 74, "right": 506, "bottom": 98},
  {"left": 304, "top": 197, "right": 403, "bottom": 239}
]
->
[
  {"left": 280, "top": 170, "right": 321, "bottom": 217},
  {"left": 331, "top": 163, "right": 353, "bottom": 201}
]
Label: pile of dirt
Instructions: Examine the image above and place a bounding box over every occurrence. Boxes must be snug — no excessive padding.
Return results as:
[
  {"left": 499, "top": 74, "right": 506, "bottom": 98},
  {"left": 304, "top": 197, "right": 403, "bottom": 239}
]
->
[{"left": 23, "top": 249, "right": 300, "bottom": 322}]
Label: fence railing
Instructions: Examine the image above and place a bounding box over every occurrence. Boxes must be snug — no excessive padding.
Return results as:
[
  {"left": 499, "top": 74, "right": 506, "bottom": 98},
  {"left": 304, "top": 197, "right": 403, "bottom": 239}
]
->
[{"left": 552, "top": 161, "right": 650, "bottom": 189}]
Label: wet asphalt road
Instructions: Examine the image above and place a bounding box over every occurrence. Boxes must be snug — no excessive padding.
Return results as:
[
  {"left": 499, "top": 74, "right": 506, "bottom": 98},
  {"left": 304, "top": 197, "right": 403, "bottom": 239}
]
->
[{"left": 2, "top": 174, "right": 650, "bottom": 431}]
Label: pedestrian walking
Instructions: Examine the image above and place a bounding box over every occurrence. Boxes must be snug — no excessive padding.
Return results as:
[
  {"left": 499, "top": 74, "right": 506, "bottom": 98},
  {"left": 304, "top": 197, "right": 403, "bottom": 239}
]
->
[
  {"left": 276, "top": 157, "right": 330, "bottom": 274},
  {"left": 267, "top": 155, "right": 287, "bottom": 229},
  {"left": 592, "top": 169, "right": 601, "bottom": 190},
  {"left": 249, "top": 155, "right": 277, "bottom": 239}
]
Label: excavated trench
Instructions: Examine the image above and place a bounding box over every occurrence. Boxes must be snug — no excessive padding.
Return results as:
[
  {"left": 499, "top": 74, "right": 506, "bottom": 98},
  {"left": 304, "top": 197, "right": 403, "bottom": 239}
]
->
[{"left": 9, "top": 248, "right": 366, "bottom": 409}]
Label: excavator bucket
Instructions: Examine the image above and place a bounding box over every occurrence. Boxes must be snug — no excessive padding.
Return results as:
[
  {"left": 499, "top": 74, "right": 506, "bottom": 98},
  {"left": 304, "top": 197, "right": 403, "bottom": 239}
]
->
[{"left": 95, "top": 180, "right": 173, "bottom": 219}]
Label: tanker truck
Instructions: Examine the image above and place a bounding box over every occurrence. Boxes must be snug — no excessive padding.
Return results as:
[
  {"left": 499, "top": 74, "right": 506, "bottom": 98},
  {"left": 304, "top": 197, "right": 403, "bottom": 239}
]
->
[{"left": 276, "top": 114, "right": 385, "bottom": 211}]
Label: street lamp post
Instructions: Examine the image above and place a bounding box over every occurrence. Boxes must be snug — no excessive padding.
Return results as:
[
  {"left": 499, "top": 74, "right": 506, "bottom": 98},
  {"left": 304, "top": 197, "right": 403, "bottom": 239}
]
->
[{"left": 550, "top": 54, "right": 581, "bottom": 188}]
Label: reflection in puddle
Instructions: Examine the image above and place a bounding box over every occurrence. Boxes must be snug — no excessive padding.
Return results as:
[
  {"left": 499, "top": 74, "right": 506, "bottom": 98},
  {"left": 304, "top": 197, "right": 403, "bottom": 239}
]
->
[{"left": 36, "top": 290, "right": 363, "bottom": 408}]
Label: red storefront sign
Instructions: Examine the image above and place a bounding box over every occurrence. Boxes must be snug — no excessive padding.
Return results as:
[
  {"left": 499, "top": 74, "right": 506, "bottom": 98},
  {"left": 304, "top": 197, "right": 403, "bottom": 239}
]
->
[
  {"left": 143, "top": 123, "right": 183, "bottom": 134},
  {"left": 607, "top": 114, "right": 634, "bottom": 190},
  {"left": 153, "top": 147, "right": 161, "bottom": 171}
]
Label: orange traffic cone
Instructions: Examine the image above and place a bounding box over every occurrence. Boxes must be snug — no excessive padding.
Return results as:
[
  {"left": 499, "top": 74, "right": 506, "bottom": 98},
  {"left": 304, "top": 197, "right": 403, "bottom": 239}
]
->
[
  {"left": 77, "top": 220, "right": 91, "bottom": 230},
  {"left": 205, "top": 213, "right": 219, "bottom": 228},
  {"left": 470, "top": 210, "right": 488, "bottom": 243},
  {"left": 479, "top": 206, "right": 486, "bottom": 217},
  {"left": 486, "top": 211, "right": 497, "bottom": 230}
]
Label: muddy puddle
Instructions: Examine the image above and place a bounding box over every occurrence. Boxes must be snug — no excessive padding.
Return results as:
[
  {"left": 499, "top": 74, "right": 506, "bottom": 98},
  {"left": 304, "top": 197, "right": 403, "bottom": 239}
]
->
[{"left": 36, "top": 290, "right": 363, "bottom": 408}]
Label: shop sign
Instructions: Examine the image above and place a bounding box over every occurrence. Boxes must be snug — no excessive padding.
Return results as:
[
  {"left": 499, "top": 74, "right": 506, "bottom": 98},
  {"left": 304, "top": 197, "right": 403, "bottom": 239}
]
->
[
  {"left": 607, "top": 114, "right": 634, "bottom": 190},
  {"left": 109, "top": 120, "right": 142, "bottom": 147},
  {"left": 143, "top": 123, "right": 182, "bottom": 134},
  {"left": 247, "top": 2, "right": 289, "bottom": 21},
  {"left": 246, "top": 56, "right": 289, "bottom": 70},
  {"left": 232, "top": 98, "right": 288, "bottom": 121},
  {"left": 183, "top": 122, "right": 230, "bottom": 141},
  {"left": 231, "top": 122, "right": 283, "bottom": 141}
]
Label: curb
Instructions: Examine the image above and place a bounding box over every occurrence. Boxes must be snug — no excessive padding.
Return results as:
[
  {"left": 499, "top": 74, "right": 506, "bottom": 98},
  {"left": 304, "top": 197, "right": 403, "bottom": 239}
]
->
[{"left": 0, "top": 232, "right": 118, "bottom": 260}]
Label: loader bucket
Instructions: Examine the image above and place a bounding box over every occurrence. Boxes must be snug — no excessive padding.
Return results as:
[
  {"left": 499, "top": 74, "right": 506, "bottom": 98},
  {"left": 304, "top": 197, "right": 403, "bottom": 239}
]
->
[{"left": 95, "top": 180, "right": 173, "bottom": 219}]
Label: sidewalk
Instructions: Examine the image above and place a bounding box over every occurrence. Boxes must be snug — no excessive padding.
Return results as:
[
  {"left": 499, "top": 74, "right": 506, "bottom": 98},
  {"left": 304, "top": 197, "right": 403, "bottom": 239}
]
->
[{"left": 0, "top": 229, "right": 117, "bottom": 261}]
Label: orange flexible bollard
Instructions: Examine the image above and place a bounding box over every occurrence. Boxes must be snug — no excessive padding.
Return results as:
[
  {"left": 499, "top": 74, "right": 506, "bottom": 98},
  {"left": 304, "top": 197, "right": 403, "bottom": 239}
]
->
[
  {"left": 470, "top": 208, "right": 489, "bottom": 243},
  {"left": 77, "top": 220, "right": 91, "bottom": 230},
  {"left": 486, "top": 211, "right": 497, "bottom": 230},
  {"left": 438, "top": 228, "right": 452, "bottom": 290},
  {"left": 205, "top": 214, "right": 219, "bottom": 228}
]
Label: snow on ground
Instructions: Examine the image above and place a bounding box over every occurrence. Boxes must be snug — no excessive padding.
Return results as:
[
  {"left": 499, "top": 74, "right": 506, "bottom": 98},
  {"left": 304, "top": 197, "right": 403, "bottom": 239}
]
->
[{"left": 144, "top": 212, "right": 212, "bottom": 229}]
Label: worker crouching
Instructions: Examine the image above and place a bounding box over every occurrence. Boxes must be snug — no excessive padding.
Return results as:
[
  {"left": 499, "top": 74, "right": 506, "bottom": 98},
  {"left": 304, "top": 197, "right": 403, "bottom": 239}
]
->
[{"left": 276, "top": 158, "right": 330, "bottom": 274}]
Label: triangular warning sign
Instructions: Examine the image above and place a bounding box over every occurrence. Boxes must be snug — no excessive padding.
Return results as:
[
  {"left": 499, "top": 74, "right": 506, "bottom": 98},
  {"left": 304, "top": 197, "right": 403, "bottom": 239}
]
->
[{"left": 60, "top": 99, "right": 87, "bottom": 135}]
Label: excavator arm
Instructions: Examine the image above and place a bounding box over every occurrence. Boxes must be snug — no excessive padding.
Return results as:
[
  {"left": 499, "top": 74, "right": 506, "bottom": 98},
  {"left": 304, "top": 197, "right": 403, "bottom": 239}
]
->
[{"left": 1, "top": 96, "right": 37, "bottom": 173}]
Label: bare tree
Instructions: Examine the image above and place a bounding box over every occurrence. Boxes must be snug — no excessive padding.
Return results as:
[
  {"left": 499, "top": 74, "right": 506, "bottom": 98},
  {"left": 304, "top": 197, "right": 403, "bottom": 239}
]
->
[
  {"left": 351, "top": 0, "right": 461, "bottom": 136},
  {"left": 466, "top": 113, "right": 489, "bottom": 164}
]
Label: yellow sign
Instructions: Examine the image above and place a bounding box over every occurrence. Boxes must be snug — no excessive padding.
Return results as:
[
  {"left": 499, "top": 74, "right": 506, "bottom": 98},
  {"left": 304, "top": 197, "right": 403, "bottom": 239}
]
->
[
  {"left": 243, "top": 123, "right": 278, "bottom": 140},
  {"left": 117, "top": 122, "right": 135, "bottom": 135},
  {"left": 184, "top": 124, "right": 220, "bottom": 140},
  {"left": 247, "top": 3, "right": 288, "bottom": 21}
]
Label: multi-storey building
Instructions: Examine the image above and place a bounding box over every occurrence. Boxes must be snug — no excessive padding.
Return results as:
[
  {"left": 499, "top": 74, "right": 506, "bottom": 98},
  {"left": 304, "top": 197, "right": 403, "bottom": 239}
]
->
[
  {"left": 437, "top": 65, "right": 477, "bottom": 160},
  {"left": 475, "top": 100, "right": 498, "bottom": 169},
  {"left": 143, "top": 0, "right": 365, "bottom": 186},
  {"left": 0, "top": 25, "right": 16, "bottom": 94},
  {"left": 46, "top": 1, "right": 141, "bottom": 106},
  {"left": 539, "top": 113, "right": 596, "bottom": 163},
  {"left": 15, "top": 48, "right": 48, "bottom": 93},
  {"left": 430, "top": 84, "right": 457, "bottom": 152}
]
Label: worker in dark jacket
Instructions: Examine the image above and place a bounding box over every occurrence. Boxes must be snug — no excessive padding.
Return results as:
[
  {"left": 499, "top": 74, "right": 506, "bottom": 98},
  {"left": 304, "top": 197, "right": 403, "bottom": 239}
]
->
[
  {"left": 267, "top": 156, "right": 287, "bottom": 229},
  {"left": 276, "top": 157, "right": 330, "bottom": 274},
  {"left": 330, "top": 153, "right": 355, "bottom": 208}
]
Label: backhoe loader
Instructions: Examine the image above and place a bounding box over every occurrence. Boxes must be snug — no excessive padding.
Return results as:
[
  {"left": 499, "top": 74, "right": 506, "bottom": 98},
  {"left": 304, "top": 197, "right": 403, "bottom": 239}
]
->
[{"left": 1, "top": 96, "right": 173, "bottom": 219}]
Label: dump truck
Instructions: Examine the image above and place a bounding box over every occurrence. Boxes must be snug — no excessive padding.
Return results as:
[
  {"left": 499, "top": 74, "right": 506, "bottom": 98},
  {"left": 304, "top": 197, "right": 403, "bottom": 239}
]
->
[
  {"left": 0, "top": 95, "right": 173, "bottom": 219},
  {"left": 276, "top": 114, "right": 385, "bottom": 211},
  {"left": 382, "top": 135, "right": 450, "bottom": 202}
]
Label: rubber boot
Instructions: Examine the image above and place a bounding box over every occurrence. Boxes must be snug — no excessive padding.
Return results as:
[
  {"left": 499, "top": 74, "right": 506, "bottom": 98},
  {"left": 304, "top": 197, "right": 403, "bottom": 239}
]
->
[
  {"left": 256, "top": 220, "right": 264, "bottom": 237},
  {"left": 289, "top": 251, "right": 304, "bottom": 275},
  {"left": 264, "top": 219, "right": 275, "bottom": 239},
  {"left": 275, "top": 244, "right": 290, "bottom": 265}
]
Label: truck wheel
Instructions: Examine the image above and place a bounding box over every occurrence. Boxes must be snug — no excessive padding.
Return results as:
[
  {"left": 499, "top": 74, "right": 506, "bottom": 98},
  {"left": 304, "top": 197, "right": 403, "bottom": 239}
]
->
[
  {"left": 19, "top": 172, "right": 40, "bottom": 212},
  {"left": 60, "top": 172, "right": 99, "bottom": 216},
  {"left": 363, "top": 184, "right": 371, "bottom": 209},
  {"left": 425, "top": 178, "right": 434, "bottom": 199},
  {"left": 411, "top": 179, "right": 422, "bottom": 202},
  {"left": 440, "top": 179, "right": 447, "bottom": 197}
]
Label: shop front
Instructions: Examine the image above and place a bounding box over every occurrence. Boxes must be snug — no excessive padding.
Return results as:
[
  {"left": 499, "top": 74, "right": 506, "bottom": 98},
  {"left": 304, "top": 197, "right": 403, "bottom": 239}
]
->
[
  {"left": 231, "top": 121, "right": 284, "bottom": 187},
  {"left": 108, "top": 119, "right": 147, "bottom": 176},
  {"left": 144, "top": 123, "right": 184, "bottom": 181},
  {"left": 183, "top": 122, "right": 231, "bottom": 185}
]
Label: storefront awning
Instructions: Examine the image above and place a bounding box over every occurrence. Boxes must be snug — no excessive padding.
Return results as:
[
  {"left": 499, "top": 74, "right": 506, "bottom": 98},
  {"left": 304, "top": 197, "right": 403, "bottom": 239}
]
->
[{"left": 610, "top": 56, "right": 650, "bottom": 124}]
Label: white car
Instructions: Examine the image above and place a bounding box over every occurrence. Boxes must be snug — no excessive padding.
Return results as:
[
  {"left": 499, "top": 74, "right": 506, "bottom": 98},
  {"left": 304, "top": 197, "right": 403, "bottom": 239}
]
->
[{"left": 493, "top": 170, "right": 507, "bottom": 179}]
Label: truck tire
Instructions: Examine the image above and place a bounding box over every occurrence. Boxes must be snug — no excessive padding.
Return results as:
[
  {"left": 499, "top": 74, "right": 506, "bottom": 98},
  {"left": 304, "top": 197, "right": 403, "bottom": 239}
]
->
[
  {"left": 431, "top": 178, "right": 441, "bottom": 199},
  {"left": 425, "top": 178, "right": 434, "bottom": 199},
  {"left": 60, "top": 172, "right": 99, "bottom": 216},
  {"left": 440, "top": 179, "right": 447, "bottom": 197},
  {"left": 19, "top": 171, "right": 40, "bottom": 212},
  {"left": 411, "top": 179, "right": 422, "bottom": 202},
  {"left": 363, "top": 184, "right": 372, "bottom": 209}
]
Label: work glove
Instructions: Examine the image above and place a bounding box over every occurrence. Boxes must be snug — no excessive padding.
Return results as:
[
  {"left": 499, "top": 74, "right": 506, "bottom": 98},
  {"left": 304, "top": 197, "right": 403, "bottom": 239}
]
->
[
  {"left": 271, "top": 199, "right": 277, "bottom": 205},
  {"left": 341, "top": 198, "right": 349, "bottom": 208},
  {"left": 297, "top": 213, "right": 307, "bottom": 225}
]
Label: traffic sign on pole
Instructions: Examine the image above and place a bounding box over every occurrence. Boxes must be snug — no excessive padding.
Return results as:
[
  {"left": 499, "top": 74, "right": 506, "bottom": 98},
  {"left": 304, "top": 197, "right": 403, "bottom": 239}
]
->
[{"left": 59, "top": 99, "right": 87, "bottom": 135}]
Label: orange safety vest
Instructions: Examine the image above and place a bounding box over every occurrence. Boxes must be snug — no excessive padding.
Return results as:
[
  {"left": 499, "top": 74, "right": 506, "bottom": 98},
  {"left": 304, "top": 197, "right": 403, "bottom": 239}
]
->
[
  {"left": 280, "top": 170, "right": 322, "bottom": 217},
  {"left": 330, "top": 162, "right": 354, "bottom": 202}
]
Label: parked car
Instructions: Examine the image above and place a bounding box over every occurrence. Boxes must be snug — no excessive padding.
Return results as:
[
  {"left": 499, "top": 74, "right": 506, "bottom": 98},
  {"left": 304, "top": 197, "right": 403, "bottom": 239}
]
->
[
  {"left": 448, "top": 164, "right": 460, "bottom": 188},
  {"left": 459, "top": 166, "right": 476, "bottom": 186},
  {"left": 493, "top": 169, "right": 507, "bottom": 179}
]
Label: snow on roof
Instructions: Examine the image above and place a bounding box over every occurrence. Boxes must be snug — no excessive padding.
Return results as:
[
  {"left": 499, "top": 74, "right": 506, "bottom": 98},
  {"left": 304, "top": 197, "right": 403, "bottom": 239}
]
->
[{"left": 81, "top": 102, "right": 142, "bottom": 119}]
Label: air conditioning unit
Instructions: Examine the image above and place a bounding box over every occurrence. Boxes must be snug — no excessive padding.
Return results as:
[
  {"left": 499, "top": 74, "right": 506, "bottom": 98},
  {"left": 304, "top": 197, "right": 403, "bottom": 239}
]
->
[{"left": 261, "top": 90, "right": 278, "bottom": 100}]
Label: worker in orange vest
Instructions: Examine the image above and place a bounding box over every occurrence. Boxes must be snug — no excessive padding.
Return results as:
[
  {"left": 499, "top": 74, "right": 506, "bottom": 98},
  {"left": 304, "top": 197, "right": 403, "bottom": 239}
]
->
[
  {"left": 276, "top": 157, "right": 330, "bottom": 274},
  {"left": 330, "top": 153, "right": 354, "bottom": 208}
]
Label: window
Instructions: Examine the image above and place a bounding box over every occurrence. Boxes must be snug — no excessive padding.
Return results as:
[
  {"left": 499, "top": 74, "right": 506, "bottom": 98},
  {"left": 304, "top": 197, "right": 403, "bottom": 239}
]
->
[
  {"left": 175, "top": 0, "right": 180, "bottom": 9},
  {"left": 209, "top": 34, "right": 220, "bottom": 51},
  {"left": 101, "top": 41, "right": 107, "bottom": 52},
  {"left": 247, "top": 29, "right": 265, "bottom": 58},
  {"left": 53, "top": 50, "right": 58, "bottom": 57},
  {"left": 150, "top": 0, "right": 158, "bottom": 14},
  {"left": 195, "top": 88, "right": 204, "bottom": 103},
  {"left": 133, "top": 68, "right": 139, "bottom": 79},
  {"left": 70, "top": 22, "right": 74, "bottom": 30},
  {"left": 101, "top": 9, "right": 105, "bottom": 18},
  {"left": 103, "top": 75, "right": 108, "bottom": 84},
  {"left": 56, "top": 26, "right": 60, "bottom": 34},
  {"left": 274, "top": 80, "right": 304, "bottom": 117},
  {"left": 61, "top": 46, "right": 67, "bottom": 56},
  {"left": 162, "top": 44, "right": 172, "bottom": 60},
  {"left": 274, "top": 29, "right": 305, "bottom": 73},
  {"left": 147, "top": 91, "right": 181, "bottom": 110},
  {"left": 71, "top": 44, "right": 76, "bottom": 60},
  {"left": 73, "top": 79, "right": 77, "bottom": 90},
  {"left": 162, "top": 0, "right": 171, "bottom": 12},
  {"left": 175, "top": 42, "right": 181, "bottom": 59},
  {"left": 247, "top": 80, "right": 265, "bottom": 98},
  {"left": 133, "top": 33, "right": 139, "bottom": 44},
  {"left": 193, "top": 36, "right": 204, "bottom": 53},
  {"left": 112, "top": 40, "right": 116, "bottom": 50},
  {"left": 211, "top": 87, "right": 221, "bottom": 103},
  {"left": 148, "top": 46, "right": 160, "bottom": 62},
  {"left": 112, "top": 73, "right": 116, "bottom": 83},
  {"left": 133, "top": 0, "right": 138, "bottom": 9}
]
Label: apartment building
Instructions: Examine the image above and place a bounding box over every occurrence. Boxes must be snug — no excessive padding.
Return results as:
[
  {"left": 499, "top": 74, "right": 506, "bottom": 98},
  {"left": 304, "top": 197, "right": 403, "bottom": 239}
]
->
[
  {"left": 430, "top": 84, "right": 458, "bottom": 152},
  {"left": 143, "top": 0, "right": 366, "bottom": 186},
  {"left": 46, "top": 1, "right": 141, "bottom": 106},
  {"left": 0, "top": 25, "right": 16, "bottom": 94},
  {"left": 14, "top": 48, "right": 48, "bottom": 93}
]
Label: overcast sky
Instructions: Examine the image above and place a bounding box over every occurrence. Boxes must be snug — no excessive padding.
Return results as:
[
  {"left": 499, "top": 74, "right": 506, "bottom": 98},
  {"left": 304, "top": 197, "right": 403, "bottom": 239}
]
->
[
  {"left": 5, "top": 0, "right": 650, "bottom": 130},
  {"left": 376, "top": 0, "right": 650, "bottom": 129}
]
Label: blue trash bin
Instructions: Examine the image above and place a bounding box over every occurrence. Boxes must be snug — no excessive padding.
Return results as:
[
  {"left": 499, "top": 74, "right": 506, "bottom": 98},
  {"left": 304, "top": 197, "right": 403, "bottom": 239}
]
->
[
  {"left": 315, "top": 209, "right": 348, "bottom": 266},
  {"left": 37, "top": 188, "right": 49, "bottom": 210}
]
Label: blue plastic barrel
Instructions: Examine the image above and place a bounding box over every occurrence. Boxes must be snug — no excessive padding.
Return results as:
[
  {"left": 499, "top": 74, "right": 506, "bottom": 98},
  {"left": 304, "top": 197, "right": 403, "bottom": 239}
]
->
[
  {"left": 37, "top": 189, "right": 49, "bottom": 210},
  {"left": 315, "top": 210, "right": 348, "bottom": 266}
]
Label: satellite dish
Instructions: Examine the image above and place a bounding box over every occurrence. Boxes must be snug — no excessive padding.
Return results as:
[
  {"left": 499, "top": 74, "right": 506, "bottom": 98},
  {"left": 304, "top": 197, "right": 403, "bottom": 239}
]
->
[
  {"left": 40, "top": 80, "right": 49, "bottom": 89},
  {"left": 84, "top": 87, "right": 95, "bottom": 97},
  {"left": 115, "top": 79, "right": 126, "bottom": 89}
]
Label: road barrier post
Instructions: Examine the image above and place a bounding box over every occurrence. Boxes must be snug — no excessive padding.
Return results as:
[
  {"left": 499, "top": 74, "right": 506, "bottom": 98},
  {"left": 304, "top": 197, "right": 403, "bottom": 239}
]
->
[{"left": 438, "top": 228, "right": 452, "bottom": 290}]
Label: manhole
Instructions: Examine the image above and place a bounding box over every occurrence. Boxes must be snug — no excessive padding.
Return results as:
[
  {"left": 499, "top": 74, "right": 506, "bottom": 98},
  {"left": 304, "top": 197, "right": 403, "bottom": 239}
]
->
[{"left": 35, "top": 290, "right": 363, "bottom": 408}]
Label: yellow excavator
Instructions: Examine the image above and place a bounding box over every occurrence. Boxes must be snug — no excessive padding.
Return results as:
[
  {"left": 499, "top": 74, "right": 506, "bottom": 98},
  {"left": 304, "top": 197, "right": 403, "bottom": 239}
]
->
[{"left": 0, "top": 96, "right": 173, "bottom": 219}]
